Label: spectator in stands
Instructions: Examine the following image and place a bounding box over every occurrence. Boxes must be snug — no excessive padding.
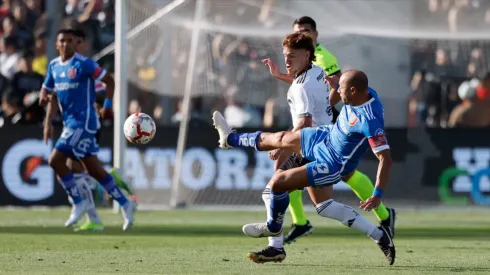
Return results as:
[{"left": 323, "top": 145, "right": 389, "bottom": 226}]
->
[
  {"left": 24, "top": 0, "right": 44, "bottom": 23},
  {"left": 223, "top": 85, "right": 261, "bottom": 128},
  {"left": 0, "top": 89, "right": 24, "bottom": 127},
  {"left": 448, "top": 78, "right": 490, "bottom": 127},
  {"left": 32, "top": 30, "right": 46, "bottom": 75},
  {"left": 0, "top": 36, "right": 20, "bottom": 79},
  {"left": 12, "top": 1, "right": 35, "bottom": 34},
  {"left": 170, "top": 98, "right": 208, "bottom": 127},
  {"left": 11, "top": 51, "right": 43, "bottom": 101},
  {"left": 0, "top": 0, "right": 12, "bottom": 26},
  {"left": 2, "top": 14, "right": 33, "bottom": 49}
]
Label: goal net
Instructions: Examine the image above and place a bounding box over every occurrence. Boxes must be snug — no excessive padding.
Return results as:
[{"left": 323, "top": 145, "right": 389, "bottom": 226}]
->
[{"left": 97, "top": 0, "right": 490, "bottom": 208}]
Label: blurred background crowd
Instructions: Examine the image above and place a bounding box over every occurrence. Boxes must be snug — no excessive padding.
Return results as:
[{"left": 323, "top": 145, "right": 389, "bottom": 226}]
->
[{"left": 0, "top": 0, "right": 489, "bottom": 129}]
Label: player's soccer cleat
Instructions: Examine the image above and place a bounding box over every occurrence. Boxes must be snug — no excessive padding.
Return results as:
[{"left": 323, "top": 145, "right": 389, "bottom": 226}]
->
[
  {"left": 374, "top": 226, "right": 396, "bottom": 265},
  {"left": 74, "top": 221, "right": 104, "bottom": 232},
  {"left": 283, "top": 220, "right": 314, "bottom": 244},
  {"left": 247, "top": 246, "right": 286, "bottom": 263},
  {"left": 380, "top": 207, "right": 396, "bottom": 239},
  {"left": 121, "top": 200, "right": 137, "bottom": 231},
  {"left": 242, "top": 223, "right": 283, "bottom": 238},
  {"left": 64, "top": 200, "right": 90, "bottom": 227},
  {"left": 212, "top": 111, "right": 233, "bottom": 149}
]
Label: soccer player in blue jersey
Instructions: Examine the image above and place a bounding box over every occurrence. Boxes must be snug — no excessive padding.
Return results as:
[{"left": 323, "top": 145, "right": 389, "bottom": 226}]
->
[
  {"left": 39, "top": 29, "right": 136, "bottom": 230},
  {"left": 212, "top": 69, "right": 395, "bottom": 265}
]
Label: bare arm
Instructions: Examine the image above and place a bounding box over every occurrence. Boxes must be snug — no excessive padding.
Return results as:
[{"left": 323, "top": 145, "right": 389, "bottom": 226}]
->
[
  {"left": 275, "top": 73, "right": 294, "bottom": 84},
  {"left": 43, "top": 92, "right": 58, "bottom": 144},
  {"left": 359, "top": 148, "right": 392, "bottom": 211},
  {"left": 328, "top": 71, "right": 342, "bottom": 107},
  {"left": 99, "top": 73, "right": 115, "bottom": 119},
  {"left": 45, "top": 92, "right": 59, "bottom": 123},
  {"left": 101, "top": 73, "right": 114, "bottom": 101},
  {"left": 373, "top": 149, "right": 392, "bottom": 192},
  {"left": 261, "top": 58, "right": 294, "bottom": 84}
]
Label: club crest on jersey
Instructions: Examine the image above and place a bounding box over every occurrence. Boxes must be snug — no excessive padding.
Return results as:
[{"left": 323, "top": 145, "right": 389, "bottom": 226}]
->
[{"left": 68, "top": 67, "right": 77, "bottom": 79}]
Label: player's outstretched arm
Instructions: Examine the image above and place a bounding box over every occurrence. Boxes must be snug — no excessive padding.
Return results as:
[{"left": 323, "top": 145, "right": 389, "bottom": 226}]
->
[
  {"left": 325, "top": 73, "right": 342, "bottom": 107},
  {"left": 360, "top": 149, "right": 392, "bottom": 211},
  {"left": 261, "top": 58, "right": 294, "bottom": 84}
]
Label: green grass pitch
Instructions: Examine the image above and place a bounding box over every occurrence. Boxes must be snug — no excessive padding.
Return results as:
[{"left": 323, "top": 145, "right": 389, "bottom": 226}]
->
[{"left": 0, "top": 207, "right": 488, "bottom": 274}]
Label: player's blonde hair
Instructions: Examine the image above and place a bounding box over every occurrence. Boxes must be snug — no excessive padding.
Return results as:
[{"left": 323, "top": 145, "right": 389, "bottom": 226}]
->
[{"left": 282, "top": 32, "right": 316, "bottom": 63}]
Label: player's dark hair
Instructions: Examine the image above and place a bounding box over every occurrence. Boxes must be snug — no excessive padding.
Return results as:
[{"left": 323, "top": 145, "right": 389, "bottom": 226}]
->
[
  {"left": 293, "top": 16, "right": 317, "bottom": 31},
  {"left": 73, "top": 29, "right": 86, "bottom": 40},
  {"left": 57, "top": 28, "right": 77, "bottom": 37},
  {"left": 282, "top": 32, "right": 316, "bottom": 62}
]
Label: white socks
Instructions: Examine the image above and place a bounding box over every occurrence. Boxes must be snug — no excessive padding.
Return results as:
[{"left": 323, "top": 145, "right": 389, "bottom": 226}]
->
[
  {"left": 262, "top": 188, "right": 283, "bottom": 248},
  {"left": 75, "top": 174, "right": 102, "bottom": 224},
  {"left": 316, "top": 199, "right": 382, "bottom": 241}
]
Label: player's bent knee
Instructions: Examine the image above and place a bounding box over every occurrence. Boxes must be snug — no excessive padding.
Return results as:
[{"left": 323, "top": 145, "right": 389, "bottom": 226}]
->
[
  {"left": 48, "top": 151, "right": 64, "bottom": 169},
  {"left": 268, "top": 174, "right": 280, "bottom": 191},
  {"left": 268, "top": 172, "right": 288, "bottom": 192}
]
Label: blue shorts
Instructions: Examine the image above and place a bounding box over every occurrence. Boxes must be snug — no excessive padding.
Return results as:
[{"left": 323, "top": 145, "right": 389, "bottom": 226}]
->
[
  {"left": 300, "top": 126, "right": 341, "bottom": 188},
  {"left": 55, "top": 128, "right": 99, "bottom": 160}
]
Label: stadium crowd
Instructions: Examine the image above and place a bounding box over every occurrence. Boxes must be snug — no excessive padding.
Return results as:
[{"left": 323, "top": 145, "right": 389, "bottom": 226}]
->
[
  {"left": 0, "top": 0, "right": 489, "bottom": 128},
  {"left": 0, "top": 0, "right": 114, "bottom": 127}
]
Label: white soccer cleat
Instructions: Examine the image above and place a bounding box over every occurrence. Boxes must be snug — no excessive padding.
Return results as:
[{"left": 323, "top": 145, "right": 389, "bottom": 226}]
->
[
  {"left": 212, "top": 111, "right": 233, "bottom": 149},
  {"left": 121, "top": 200, "right": 137, "bottom": 231},
  {"left": 64, "top": 200, "right": 89, "bottom": 227},
  {"left": 242, "top": 223, "right": 283, "bottom": 238}
]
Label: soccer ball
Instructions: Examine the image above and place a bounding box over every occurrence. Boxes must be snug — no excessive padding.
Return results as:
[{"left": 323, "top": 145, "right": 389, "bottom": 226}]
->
[{"left": 123, "top": 113, "right": 156, "bottom": 144}]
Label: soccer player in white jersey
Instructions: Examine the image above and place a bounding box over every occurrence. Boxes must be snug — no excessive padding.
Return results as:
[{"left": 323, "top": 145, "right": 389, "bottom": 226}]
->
[
  {"left": 39, "top": 29, "right": 136, "bottom": 231},
  {"left": 212, "top": 32, "right": 395, "bottom": 265}
]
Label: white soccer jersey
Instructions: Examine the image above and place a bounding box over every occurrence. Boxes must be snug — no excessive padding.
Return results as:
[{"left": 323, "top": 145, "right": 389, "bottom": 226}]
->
[{"left": 287, "top": 65, "right": 333, "bottom": 127}]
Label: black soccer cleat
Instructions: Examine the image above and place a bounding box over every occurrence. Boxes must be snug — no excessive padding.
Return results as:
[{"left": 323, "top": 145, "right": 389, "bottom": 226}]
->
[
  {"left": 283, "top": 220, "right": 314, "bottom": 244},
  {"left": 247, "top": 246, "right": 286, "bottom": 263},
  {"left": 375, "top": 226, "right": 396, "bottom": 265},
  {"left": 380, "top": 207, "right": 396, "bottom": 239}
]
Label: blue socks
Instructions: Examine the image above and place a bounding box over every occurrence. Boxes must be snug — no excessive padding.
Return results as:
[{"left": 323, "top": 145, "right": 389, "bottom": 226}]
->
[
  {"left": 226, "top": 131, "right": 262, "bottom": 150},
  {"left": 267, "top": 190, "right": 289, "bottom": 233},
  {"left": 100, "top": 174, "right": 128, "bottom": 206},
  {"left": 60, "top": 173, "right": 83, "bottom": 204}
]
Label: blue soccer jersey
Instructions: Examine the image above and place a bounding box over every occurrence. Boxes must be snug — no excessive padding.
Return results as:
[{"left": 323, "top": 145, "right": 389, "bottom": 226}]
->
[
  {"left": 42, "top": 53, "right": 106, "bottom": 159},
  {"left": 300, "top": 88, "right": 389, "bottom": 187},
  {"left": 42, "top": 53, "right": 105, "bottom": 133}
]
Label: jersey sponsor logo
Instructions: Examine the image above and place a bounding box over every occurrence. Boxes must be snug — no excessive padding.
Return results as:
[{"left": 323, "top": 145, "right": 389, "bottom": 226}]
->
[
  {"left": 54, "top": 82, "right": 80, "bottom": 91},
  {"left": 68, "top": 67, "right": 78, "bottom": 79}
]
